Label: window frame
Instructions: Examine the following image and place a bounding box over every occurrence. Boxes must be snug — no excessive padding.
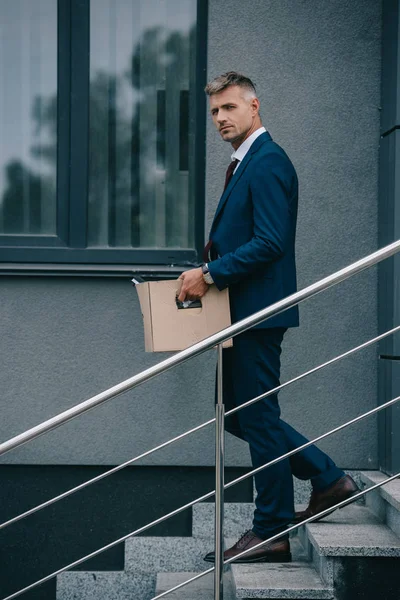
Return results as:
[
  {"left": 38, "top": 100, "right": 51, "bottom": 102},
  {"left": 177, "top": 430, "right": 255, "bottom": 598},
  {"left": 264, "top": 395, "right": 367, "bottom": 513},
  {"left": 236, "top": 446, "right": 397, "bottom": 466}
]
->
[{"left": 0, "top": 0, "right": 207, "bottom": 273}]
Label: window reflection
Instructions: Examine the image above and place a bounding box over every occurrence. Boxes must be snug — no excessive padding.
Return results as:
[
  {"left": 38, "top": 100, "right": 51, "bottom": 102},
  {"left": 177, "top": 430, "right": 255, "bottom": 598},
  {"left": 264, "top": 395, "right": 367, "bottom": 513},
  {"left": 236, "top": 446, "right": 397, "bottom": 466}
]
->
[
  {"left": 0, "top": 0, "right": 57, "bottom": 235},
  {"left": 88, "top": 0, "right": 197, "bottom": 249}
]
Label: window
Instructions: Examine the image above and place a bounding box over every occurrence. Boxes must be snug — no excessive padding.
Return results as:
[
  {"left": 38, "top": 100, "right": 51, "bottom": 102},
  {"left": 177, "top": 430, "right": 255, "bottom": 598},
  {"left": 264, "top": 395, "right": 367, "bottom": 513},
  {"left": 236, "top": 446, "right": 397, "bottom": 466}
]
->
[
  {"left": 0, "top": 0, "right": 206, "bottom": 269},
  {"left": 0, "top": 0, "right": 58, "bottom": 237}
]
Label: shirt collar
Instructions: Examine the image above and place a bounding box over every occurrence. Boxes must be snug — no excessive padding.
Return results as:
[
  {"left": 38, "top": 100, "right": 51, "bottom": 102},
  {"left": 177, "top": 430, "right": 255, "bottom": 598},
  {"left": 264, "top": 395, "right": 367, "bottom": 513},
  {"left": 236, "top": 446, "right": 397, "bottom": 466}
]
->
[{"left": 231, "top": 126, "right": 266, "bottom": 163}]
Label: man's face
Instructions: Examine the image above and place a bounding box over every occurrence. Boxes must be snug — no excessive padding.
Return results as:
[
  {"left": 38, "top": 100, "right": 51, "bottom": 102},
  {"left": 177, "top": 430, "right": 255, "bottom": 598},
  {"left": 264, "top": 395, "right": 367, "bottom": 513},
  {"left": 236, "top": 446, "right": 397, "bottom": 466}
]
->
[{"left": 209, "top": 85, "right": 259, "bottom": 148}]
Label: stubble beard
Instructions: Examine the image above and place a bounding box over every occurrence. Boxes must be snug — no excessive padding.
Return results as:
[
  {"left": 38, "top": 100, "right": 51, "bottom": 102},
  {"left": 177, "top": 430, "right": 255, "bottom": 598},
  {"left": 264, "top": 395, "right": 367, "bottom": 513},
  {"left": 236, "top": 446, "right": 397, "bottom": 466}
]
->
[
  {"left": 220, "top": 127, "right": 243, "bottom": 145},
  {"left": 223, "top": 129, "right": 248, "bottom": 149}
]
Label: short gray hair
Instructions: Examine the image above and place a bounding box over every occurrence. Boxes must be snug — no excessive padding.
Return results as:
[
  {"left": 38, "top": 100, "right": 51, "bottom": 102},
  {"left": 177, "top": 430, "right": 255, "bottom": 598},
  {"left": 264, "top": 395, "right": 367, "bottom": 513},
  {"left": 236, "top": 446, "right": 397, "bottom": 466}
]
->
[{"left": 204, "top": 71, "right": 257, "bottom": 98}]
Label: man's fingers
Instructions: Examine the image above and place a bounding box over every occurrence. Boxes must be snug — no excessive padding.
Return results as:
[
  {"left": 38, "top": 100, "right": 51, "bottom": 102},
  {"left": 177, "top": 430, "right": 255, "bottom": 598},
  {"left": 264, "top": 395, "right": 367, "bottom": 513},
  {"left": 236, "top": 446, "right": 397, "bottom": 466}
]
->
[
  {"left": 177, "top": 269, "right": 206, "bottom": 301},
  {"left": 178, "top": 284, "right": 187, "bottom": 302},
  {"left": 177, "top": 277, "right": 184, "bottom": 302}
]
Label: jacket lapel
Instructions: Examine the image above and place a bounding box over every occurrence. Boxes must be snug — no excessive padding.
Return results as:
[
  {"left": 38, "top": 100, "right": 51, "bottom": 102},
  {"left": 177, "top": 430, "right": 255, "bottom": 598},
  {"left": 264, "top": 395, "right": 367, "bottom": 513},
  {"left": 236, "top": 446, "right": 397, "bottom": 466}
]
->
[{"left": 210, "top": 131, "right": 272, "bottom": 234}]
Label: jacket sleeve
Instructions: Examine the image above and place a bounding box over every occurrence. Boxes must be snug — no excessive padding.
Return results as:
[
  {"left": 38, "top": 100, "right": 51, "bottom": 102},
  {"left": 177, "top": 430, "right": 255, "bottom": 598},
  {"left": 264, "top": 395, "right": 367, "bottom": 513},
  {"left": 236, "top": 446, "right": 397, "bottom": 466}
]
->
[{"left": 208, "top": 153, "right": 294, "bottom": 290}]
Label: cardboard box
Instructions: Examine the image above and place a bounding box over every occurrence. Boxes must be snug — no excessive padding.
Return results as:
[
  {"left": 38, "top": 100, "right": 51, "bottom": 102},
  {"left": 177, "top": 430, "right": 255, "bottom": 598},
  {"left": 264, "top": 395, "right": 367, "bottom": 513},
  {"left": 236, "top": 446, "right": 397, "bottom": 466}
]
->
[{"left": 135, "top": 279, "right": 232, "bottom": 352}]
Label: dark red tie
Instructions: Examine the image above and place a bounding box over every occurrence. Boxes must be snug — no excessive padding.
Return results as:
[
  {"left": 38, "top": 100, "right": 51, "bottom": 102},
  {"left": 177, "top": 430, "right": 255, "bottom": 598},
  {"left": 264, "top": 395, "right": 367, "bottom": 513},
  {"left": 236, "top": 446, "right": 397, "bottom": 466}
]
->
[
  {"left": 223, "top": 158, "right": 239, "bottom": 191},
  {"left": 203, "top": 159, "right": 239, "bottom": 262}
]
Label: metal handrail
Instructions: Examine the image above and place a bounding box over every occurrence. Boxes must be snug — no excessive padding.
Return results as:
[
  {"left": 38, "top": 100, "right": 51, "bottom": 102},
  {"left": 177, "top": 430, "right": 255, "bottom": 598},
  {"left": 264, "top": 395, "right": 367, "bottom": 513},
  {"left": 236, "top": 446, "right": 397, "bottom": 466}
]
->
[
  {"left": 1, "top": 324, "right": 398, "bottom": 532},
  {"left": 2, "top": 240, "right": 400, "bottom": 600},
  {"left": 3, "top": 393, "right": 400, "bottom": 600},
  {"left": 150, "top": 472, "right": 400, "bottom": 600},
  {"left": 1, "top": 240, "right": 399, "bottom": 458}
]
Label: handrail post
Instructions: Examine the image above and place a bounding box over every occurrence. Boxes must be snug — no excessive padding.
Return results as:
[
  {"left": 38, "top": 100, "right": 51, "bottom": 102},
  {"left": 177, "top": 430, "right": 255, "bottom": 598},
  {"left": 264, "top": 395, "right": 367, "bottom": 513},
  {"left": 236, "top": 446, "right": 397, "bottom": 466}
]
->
[{"left": 214, "top": 343, "right": 225, "bottom": 600}]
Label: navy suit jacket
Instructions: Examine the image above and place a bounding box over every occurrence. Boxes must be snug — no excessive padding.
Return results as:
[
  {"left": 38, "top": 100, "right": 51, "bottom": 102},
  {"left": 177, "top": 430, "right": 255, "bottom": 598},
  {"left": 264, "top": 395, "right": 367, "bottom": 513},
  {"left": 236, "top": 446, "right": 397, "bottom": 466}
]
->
[{"left": 208, "top": 131, "right": 299, "bottom": 330}]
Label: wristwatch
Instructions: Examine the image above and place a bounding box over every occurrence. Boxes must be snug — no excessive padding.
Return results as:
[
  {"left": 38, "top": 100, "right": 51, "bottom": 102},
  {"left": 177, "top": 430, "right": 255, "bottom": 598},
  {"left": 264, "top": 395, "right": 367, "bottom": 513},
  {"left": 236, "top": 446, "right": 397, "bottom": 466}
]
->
[{"left": 202, "top": 263, "right": 214, "bottom": 285}]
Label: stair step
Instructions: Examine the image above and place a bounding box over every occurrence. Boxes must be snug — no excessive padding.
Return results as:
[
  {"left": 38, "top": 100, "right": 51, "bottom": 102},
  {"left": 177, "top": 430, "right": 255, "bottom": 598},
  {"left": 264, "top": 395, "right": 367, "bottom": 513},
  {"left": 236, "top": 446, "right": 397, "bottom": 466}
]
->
[
  {"left": 305, "top": 504, "right": 400, "bottom": 557},
  {"left": 192, "top": 502, "right": 255, "bottom": 538},
  {"left": 156, "top": 571, "right": 235, "bottom": 600},
  {"left": 232, "top": 538, "right": 333, "bottom": 599},
  {"left": 360, "top": 471, "right": 400, "bottom": 511},
  {"left": 57, "top": 571, "right": 155, "bottom": 600},
  {"left": 361, "top": 471, "right": 400, "bottom": 536},
  {"left": 233, "top": 564, "right": 333, "bottom": 600},
  {"left": 124, "top": 536, "right": 218, "bottom": 574}
]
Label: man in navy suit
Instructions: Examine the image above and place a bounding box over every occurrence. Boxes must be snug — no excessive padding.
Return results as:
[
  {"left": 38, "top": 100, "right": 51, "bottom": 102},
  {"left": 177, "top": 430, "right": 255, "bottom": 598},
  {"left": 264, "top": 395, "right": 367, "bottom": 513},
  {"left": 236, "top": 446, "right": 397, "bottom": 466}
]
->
[{"left": 178, "top": 72, "right": 359, "bottom": 563}]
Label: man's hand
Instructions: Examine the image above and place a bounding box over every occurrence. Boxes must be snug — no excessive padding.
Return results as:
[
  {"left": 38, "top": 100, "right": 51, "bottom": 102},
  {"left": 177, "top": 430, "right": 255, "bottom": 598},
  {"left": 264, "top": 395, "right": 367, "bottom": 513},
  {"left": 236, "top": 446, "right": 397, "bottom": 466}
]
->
[{"left": 178, "top": 267, "right": 209, "bottom": 302}]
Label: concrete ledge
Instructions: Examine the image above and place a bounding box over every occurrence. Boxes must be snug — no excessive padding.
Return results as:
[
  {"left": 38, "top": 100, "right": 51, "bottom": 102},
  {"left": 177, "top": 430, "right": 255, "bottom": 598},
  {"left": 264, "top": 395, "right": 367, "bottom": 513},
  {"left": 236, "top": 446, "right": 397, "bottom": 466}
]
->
[
  {"left": 232, "top": 539, "right": 332, "bottom": 599},
  {"left": 57, "top": 572, "right": 155, "bottom": 600},
  {"left": 125, "top": 537, "right": 213, "bottom": 574},
  {"left": 156, "top": 571, "right": 235, "bottom": 600},
  {"left": 192, "top": 502, "right": 255, "bottom": 538},
  {"left": 360, "top": 471, "right": 400, "bottom": 512},
  {"left": 386, "top": 502, "right": 400, "bottom": 537},
  {"left": 305, "top": 505, "right": 400, "bottom": 557}
]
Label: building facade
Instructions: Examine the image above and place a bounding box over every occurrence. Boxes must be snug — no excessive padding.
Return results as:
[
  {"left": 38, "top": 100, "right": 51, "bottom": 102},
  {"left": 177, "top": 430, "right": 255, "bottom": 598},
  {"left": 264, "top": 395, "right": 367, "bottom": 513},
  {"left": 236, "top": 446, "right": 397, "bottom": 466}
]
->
[{"left": 0, "top": 1, "right": 398, "bottom": 598}]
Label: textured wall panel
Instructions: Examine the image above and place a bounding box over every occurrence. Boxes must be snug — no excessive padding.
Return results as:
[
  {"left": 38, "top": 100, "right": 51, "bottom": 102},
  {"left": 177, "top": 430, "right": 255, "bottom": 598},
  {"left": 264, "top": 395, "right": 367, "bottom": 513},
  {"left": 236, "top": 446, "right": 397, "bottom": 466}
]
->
[{"left": 0, "top": 0, "right": 382, "bottom": 469}]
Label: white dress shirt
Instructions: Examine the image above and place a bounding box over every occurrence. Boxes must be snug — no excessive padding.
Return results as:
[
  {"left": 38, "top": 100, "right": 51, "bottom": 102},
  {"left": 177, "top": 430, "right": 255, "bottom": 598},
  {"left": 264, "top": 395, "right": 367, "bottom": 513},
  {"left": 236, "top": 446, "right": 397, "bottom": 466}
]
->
[{"left": 231, "top": 126, "right": 266, "bottom": 172}]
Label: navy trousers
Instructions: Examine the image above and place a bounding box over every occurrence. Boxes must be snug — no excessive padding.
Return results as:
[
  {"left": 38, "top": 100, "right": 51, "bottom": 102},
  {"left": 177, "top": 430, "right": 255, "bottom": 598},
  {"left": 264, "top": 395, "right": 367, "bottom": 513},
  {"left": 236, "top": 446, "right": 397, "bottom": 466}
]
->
[{"left": 221, "top": 328, "right": 344, "bottom": 539}]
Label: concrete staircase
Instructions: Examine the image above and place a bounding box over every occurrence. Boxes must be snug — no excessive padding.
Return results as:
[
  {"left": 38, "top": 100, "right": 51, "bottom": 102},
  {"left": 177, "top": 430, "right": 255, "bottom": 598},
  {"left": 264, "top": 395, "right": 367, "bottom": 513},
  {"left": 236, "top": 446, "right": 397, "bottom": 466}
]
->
[{"left": 57, "top": 472, "right": 400, "bottom": 600}]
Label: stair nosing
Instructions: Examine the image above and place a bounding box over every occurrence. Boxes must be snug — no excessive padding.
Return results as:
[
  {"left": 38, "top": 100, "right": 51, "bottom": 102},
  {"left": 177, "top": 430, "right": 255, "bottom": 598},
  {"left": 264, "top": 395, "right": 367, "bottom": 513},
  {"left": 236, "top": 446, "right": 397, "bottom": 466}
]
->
[
  {"left": 305, "top": 504, "right": 400, "bottom": 557},
  {"left": 360, "top": 470, "right": 400, "bottom": 512}
]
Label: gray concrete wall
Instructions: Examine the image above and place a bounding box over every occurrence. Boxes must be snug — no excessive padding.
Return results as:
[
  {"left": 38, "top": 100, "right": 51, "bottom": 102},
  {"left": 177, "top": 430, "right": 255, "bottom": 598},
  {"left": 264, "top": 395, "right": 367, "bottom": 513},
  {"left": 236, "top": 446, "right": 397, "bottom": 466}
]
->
[
  {"left": 378, "top": 0, "right": 400, "bottom": 475},
  {"left": 0, "top": 0, "right": 382, "bottom": 469}
]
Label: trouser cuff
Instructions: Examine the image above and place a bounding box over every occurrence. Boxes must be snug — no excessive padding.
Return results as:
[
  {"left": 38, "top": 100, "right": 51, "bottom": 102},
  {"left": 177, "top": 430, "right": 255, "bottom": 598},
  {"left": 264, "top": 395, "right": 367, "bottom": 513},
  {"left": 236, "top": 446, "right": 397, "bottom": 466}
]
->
[
  {"left": 310, "top": 467, "right": 346, "bottom": 492},
  {"left": 251, "top": 525, "right": 290, "bottom": 541}
]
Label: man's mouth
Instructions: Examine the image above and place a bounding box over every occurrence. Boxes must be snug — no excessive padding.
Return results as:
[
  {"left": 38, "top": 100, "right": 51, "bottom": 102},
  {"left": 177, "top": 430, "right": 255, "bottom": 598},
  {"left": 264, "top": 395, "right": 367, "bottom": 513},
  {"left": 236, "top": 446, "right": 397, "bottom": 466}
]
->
[{"left": 220, "top": 126, "right": 232, "bottom": 132}]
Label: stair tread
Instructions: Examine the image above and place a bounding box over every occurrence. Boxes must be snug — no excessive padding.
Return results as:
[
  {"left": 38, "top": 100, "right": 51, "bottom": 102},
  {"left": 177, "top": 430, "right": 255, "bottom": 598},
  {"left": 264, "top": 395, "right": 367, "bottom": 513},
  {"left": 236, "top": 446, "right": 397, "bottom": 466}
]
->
[
  {"left": 156, "top": 571, "right": 219, "bottom": 599},
  {"left": 360, "top": 471, "right": 400, "bottom": 511},
  {"left": 232, "top": 537, "right": 332, "bottom": 599},
  {"left": 57, "top": 571, "right": 155, "bottom": 600},
  {"left": 125, "top": 536, "right": 227, "bottom": 574},
  {"left": 233, "top": 563, "right": 333, "bottom": 599},
  {"left": 192, "top": 502, "right": 255, "bottom": 538},
  {"left": 306, "top": 504, "right": 400, "bottom": 556}
]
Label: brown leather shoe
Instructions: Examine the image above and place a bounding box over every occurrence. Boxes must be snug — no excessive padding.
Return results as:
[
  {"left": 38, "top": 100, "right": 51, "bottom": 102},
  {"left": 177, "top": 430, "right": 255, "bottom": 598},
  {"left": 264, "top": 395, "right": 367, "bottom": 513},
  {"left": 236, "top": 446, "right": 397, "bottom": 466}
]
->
[
  {"left": 204, "top": 530, "right": 291, "bottom": 564},
  {"left": 292, "top": 475, "right": 360, "bottom": 525}
]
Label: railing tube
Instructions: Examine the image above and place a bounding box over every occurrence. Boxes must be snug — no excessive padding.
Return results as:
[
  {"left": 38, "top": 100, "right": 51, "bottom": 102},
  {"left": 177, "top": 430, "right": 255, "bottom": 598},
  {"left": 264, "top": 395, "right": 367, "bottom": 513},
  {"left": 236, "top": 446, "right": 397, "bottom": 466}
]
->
[
  {"left": 1, "top": 325, "right": 399, "bottom": 533},
  {"left": 214, "top": 344, "right": 225, "bottom": 600},
  {"left": 149, "top": 471, "right": 400, "bottom": 600},
  {"left": 2, "top": 395, "right": 400, "bottom": 600},
  {"left": 1, "top": 240, "right": 399, "bottom": 458}
]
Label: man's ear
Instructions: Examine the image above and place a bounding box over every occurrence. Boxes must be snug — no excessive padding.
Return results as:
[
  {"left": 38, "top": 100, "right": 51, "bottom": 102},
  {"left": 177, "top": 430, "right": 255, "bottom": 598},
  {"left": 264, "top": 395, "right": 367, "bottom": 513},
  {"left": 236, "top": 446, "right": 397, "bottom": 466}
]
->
[{"left": 251, "top": 97, "right": 260, "bottom": 115}]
